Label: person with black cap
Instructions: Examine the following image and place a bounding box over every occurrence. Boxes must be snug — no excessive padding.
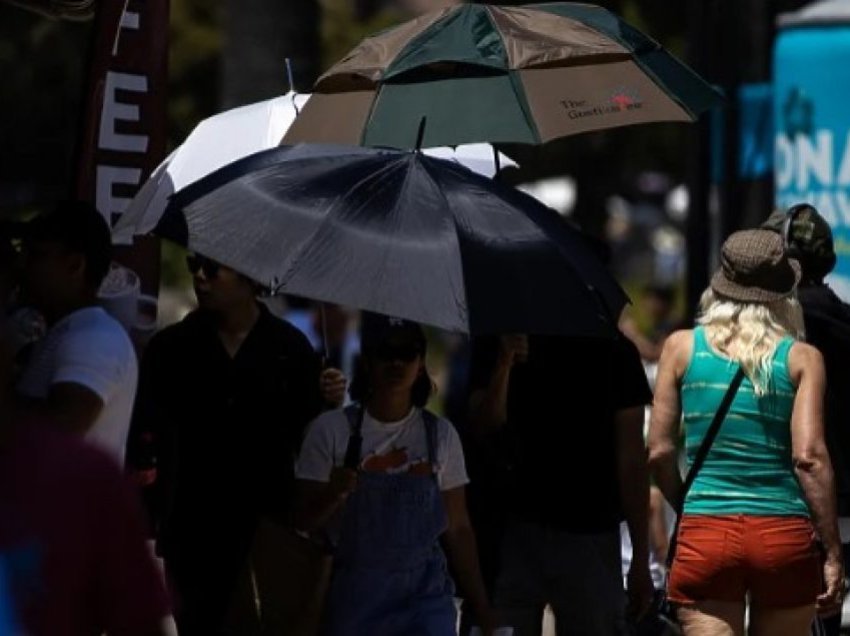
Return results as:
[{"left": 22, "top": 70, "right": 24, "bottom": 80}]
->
[
  {"left": 648, "top": 229, "right": 844, "bottom": 635},
  {"left": 295, "top": 313, "right": 495, "bottom": 635},
  {"left": 762, "top": 204, "right": 850, "bottom": 636},
  {"left": 14, "top": 200, "right": 137, "bottom": 466}
]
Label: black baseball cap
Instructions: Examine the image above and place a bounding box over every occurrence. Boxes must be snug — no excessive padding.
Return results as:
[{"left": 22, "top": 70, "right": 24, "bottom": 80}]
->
[
  {"left": 359, "top": 312, "right": 427, "bottom": 354},
  {"left": 761, "top": 203, "right": 836, "bottom": 282}
]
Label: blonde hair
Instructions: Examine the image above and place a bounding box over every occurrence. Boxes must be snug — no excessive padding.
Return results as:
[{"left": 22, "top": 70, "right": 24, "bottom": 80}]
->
[{"left": 697, "top": 288, "right": 805, "bottom": 395}]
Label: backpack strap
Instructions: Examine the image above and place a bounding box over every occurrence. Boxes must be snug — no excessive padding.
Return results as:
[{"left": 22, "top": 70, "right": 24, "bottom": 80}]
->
[
  {"left": 343, "top": 404, "right": 361, "bottom": 431},
  {"left": 343, "top": 403, "right": 365, "bottom": 470},
  {"left": 421, "top": 409, "right": 439, "bottom": 477},
  {"left": 344, "top": 405, "right": 440, "bottom": 477}
]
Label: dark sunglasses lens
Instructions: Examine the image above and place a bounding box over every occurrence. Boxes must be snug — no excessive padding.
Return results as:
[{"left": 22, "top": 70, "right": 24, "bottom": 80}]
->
[
  {"left": 202, "top": 261, "right": 220, "bottom": 278},
  {"left": 186, "top": 255, "right": 219, "bottom": 278}
]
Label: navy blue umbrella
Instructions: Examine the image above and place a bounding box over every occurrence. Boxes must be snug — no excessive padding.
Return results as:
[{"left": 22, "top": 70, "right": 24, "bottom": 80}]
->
[{"left": 156, "top": 144, "right": 627, "bottom": 336}]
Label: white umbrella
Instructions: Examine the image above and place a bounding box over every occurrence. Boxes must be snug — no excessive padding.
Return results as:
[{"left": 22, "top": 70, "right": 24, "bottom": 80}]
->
[{"left": 113, "top": 91, "right": 516, "bottom": 245}]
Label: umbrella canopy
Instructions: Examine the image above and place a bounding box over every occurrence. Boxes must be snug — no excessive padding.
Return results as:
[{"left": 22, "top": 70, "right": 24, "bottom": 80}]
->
[
  {"left": 2, "top": 0, "right": 93, "bottom": 19},
  {"left": 112, "top": 92, "right": 515, "bottom": 245},
  {"left": 283, "top": 2, "right": 722, "bottom": 149},
  {"left": 156, "top": 144, "right": 627, "bottom": 336}
]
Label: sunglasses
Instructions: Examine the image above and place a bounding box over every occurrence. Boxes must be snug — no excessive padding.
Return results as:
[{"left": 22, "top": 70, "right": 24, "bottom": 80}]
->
[
  {"left": 186, "top": 255, "right": 221, "bottom": 279},
  {"left": 370, "top": 342, "right": 422, "bottom": 362}
]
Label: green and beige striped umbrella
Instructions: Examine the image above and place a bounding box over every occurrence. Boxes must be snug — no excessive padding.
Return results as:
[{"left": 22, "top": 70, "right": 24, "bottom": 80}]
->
[{"left": 284, "top": 2, "right": 722, "bottom": 149}]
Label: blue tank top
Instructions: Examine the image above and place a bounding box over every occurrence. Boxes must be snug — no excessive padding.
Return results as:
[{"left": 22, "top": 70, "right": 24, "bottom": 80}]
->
[{"left": 680, "top": 327, "right": 809, "bottom": 517}]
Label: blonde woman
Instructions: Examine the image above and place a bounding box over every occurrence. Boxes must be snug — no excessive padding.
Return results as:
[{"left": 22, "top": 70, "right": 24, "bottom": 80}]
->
[{"left": 648, "top": 230, "right": 844, "bottom": 636}]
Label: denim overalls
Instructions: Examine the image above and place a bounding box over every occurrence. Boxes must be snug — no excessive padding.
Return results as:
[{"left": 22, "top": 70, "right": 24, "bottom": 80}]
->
[{"left": 321, "top": 406, "right": 457, "bottom": 635}]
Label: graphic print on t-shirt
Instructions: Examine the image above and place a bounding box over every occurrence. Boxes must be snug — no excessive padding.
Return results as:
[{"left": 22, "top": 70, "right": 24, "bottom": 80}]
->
[
  {"left": 295, "top": 407, "right": 470, "bottom": 491},
  {"left": 361, "top": 446, "right": 434, "bottom": 476}
]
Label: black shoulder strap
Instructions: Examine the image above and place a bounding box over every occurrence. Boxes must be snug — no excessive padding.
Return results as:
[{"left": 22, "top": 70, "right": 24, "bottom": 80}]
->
[
  {"left": 343, "top": 405, "right": 439, "bottom": 474},
  {"left": 666, "top": 366, "right": 745, "bottom": 566},
  {"left": 676, "top": 367, "right": 746, "bottom": 514},
  {"left": 421, "top": 409, "right": 439, "bottom": 469},
  {"left": 343, "top": 404, "right": 365, "bottom": 470},
  {"left": 343, "top": 404, "right": 361, "bottom": 431}
]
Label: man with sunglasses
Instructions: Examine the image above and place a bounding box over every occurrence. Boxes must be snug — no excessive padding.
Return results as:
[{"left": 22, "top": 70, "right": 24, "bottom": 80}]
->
[
  {"left": 129, "top": 252, "right": 346, "bottom": 636},
  {"left": 763, "top": 204, "right": 850, "bottom": 636}
]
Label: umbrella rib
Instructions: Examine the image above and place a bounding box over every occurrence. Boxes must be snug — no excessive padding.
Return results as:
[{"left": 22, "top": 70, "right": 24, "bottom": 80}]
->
[
  {"left": 481, "top": 5, "right": 542, "bottom": 144},
  {"left": 627, "top": 54, "right": 704, "bottom": 119},
  {"left": 360, "top": 87, "right": 384, "bottom": 145},
  {"left": 367, "top": 157, "right": 417, "bottom": 318},
  {"left": 360, "top": 153, "right": 462, "bottom": 328},
  {"left": 427, "top": 159, "right": 619, "bottom": 333},
  {"left": 505, "top": 69, "right": 542, "bottom": 144},
  {"left": 272, "top": 157, "right": 405, "bottom": 292},
  {"left": 441, "top": 159, "right": 624, "bottom": 327},
  {"left": 418, "top": 158, "right": 470, "bottom": 329}
]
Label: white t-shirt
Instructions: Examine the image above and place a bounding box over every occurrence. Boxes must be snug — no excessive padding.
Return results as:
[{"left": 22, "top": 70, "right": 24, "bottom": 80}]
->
[
  {"left": 17, "top": 306, "right": 138, "bottom": 466},
  {"left": 296, "top": 407, "right": 469, "bottom": 491}
]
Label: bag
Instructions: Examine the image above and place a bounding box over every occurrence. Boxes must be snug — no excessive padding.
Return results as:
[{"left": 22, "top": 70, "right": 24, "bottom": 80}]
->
[
  {"left": 658, "top": 368, "right": 745, "bottom": 624},
  {"left": 249, "top": 404, "right": 369, "bottom": 635},
  {"left": 228, "top": 405, "right": 372, "bottom": 636},
  {"left": 249, "top": 521, "right": 334, "bottom": 636}
]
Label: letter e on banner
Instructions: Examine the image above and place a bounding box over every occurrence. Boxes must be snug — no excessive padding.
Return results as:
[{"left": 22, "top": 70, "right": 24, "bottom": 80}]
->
[{"left": 75, "top": 0, "right": 169, "bottom": 301}]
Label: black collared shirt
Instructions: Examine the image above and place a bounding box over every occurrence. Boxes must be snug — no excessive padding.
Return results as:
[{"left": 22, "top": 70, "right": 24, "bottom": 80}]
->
[{"left": 129, "top": 304, "right": 323, "bottom": 553}]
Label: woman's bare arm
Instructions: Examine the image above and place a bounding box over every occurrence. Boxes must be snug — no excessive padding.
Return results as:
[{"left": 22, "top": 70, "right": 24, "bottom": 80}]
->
[
  {"left": 647, "top": 330, "right": 691, "bottom": 510},
  {"left": 788, "top": 342, "right": 844, "bottom": 615}
]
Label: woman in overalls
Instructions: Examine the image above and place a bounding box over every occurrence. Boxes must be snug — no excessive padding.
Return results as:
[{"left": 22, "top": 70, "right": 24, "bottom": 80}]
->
[{"left": 296, "top": 314, "right": 494, "bottom": 635}]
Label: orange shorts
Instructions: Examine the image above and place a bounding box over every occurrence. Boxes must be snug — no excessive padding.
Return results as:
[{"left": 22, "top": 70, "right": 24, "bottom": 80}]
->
[{"left": 667, "top": 515, "right": 821, "bottom": 608}]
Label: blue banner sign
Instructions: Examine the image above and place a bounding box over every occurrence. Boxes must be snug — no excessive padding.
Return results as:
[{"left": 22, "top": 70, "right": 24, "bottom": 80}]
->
[{"left": 774, "top": 25, "right": 850, "bottom": 299}]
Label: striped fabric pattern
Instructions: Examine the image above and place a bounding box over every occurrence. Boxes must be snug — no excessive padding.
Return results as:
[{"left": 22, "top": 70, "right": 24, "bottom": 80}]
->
[{"left": 681, "top": 327, "right": 809, "bottom": 517}]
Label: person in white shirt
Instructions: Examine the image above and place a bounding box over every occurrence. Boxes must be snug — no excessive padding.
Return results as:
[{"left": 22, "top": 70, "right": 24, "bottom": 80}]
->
[
  {"left": 295, "top": 314, "right": 495, "bottom": 635},
  {"left": 15, "top": 201, "right": 137, "bottom": 466}
]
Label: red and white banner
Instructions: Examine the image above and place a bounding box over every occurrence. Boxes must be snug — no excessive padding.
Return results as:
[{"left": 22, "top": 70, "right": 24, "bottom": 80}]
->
[{"left": 75, "top": 0, "right": 169, "bottom": 297}]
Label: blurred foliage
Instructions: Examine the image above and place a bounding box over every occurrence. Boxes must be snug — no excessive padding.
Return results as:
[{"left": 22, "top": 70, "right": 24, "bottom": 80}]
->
[
  {"left": 159, "top": 0, "right": 220, "bottom": 286},
  {"left": 167, "top": 0, "right": 222, "bottom": 148},
  {"left": 321, "top": 0, "right": 400, "bottom": 71},
  {"left": 161, "top": 241, "right": 191, "bottom": 288},
  {"left": 621, "top": 278, "right": 686, "bottom": 334},
  {"left": 0, "top": 6, "right": 90, "bottom": 216}
]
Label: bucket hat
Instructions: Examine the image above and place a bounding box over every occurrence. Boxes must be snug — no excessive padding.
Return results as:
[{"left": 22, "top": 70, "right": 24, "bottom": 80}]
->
[{"left": 711, "top": 229, "right": 801, "bottom": 302}]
